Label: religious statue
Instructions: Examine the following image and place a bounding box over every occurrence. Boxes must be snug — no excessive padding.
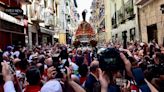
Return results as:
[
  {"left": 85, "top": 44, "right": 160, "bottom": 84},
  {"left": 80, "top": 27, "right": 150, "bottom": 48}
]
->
[
  {"left": 75, "top": 9, "right": 95, "bottom": 43},
  {"left": 81, "top": 10, "right": 88, "bottom": 32},
  {"left": 82, "top": 10, "right": 86, "bottom": 21}
]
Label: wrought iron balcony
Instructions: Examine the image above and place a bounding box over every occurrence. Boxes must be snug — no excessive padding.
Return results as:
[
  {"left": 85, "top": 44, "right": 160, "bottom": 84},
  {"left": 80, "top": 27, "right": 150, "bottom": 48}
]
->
[
  {"left": 136, "top": 0, "right": 149, "bottom": 5},
  {"left": 125, "top": 0, "right": 135, "bottom": 20},
  {"left": 117, "top": 8, "right": 125, "bottom": 24},
  {"left": 20, "top": 0, "right": 32, "bottom": 5}
]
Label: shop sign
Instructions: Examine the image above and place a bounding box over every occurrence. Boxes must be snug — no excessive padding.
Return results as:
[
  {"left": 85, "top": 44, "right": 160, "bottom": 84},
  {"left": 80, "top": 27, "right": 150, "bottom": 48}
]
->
[{"left": 4, "top": 8, "right": 23, "bottom": 16}]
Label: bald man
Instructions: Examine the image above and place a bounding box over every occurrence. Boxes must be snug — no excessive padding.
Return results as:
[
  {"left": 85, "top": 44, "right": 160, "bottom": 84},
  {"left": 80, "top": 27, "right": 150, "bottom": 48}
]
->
[
  {"left": 84, "top": 60, "right": 100, "bottom": 92},
  {"left": 45, "top": 58, "right": 53, "bottom": 67}
]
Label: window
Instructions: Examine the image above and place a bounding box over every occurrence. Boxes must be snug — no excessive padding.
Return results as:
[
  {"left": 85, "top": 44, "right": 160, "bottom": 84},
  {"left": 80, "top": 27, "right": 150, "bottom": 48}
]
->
[
  {"left": 66, "top": 2, "right": 69, "bottom": 6},
  {"left": 115, "top": 34, "right": 118, "bottom": 38}
]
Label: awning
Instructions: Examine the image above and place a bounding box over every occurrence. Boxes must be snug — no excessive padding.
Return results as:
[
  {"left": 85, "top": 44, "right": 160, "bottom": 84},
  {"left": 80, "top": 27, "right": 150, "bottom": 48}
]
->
[
  {"left": 40, "top": 27, "right": 54, "bottom": 35},
  {"left": 0, "top": 11, "right": 24, "bottom": 26}
]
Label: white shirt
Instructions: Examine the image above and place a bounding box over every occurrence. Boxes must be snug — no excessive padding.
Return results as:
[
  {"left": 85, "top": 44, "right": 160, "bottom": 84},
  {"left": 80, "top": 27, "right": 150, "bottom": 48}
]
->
[
  {"left": 3, "top": 51, "right": 13, "bottom": 57},
  {"left": 13, "top": 51, "right": 20, "bottom": 58},
  {"left": 41, "top": 79, "right": 63, "bottom": 92},
  {"left": 4, "top": 81, "right": 16, "bottom": 92}
]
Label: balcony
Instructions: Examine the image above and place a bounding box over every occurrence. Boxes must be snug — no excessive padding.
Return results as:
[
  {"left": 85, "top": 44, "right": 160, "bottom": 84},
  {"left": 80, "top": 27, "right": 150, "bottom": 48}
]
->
[
  {"left": 136, "top": 0, "right": 149, "bottom": 5},
  {"left": 99, "top": 6, "right": 105, "bottom": 22},
  {"left": 20, "top": 0, "right": 32, "bottom": 5},
  {"left": 117, "top": 8, "right": 125, "bottom": 24},
  {"left": 91, "top": 1, "right": 96, "bottom": 9},
  {"left": 125, "top": 0, "right": 135, "bottom": 20},
  {"left": 95, "top": 0, "right": 101, "bottom": 8}
]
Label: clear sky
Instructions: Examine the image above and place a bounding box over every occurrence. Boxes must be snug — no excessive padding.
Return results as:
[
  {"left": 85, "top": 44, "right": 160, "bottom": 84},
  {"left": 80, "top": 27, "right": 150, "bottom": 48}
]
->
[{"left": 76, "top": 0, "right": 92, "bottom": 21}]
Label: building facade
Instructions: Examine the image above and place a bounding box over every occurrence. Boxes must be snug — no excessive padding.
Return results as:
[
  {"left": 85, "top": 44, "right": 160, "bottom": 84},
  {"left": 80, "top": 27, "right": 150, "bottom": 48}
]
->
[
  {"left": 110, "top": 0, "right": 140, "bottom": 45},
  {"left": 136, "top": 0, "right": 164, "bottom": 45},
  {"left": 57, "top": 0, "right": 79, "bottom": 44},
  {"left": 90, "top": 0, "right": 106, "bottom": 45},
  {"left": 0, "top": 0, "right": 30, "bottom": 49},
  {"left": 104, "top": 0, "right": 112, "bottom": 43},
  {"left": 30, "top": 0, "right": 55, "bottom": 46},
  {"left": 21, "top": 0, "right": 68, "bottom": 48},
  {"left": 90, "top": 0, "right": 114, "bottom": 45}
]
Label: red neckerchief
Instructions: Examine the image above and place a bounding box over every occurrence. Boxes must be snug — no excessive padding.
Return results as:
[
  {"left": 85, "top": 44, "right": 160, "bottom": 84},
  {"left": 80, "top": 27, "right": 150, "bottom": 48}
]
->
[{"left": 24, "top": 85, "right": 41, "bottom": 92}]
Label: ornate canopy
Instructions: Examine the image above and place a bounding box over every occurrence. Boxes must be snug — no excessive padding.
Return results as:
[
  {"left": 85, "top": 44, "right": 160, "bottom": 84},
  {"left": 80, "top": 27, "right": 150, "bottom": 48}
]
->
[
  {"left": 75, "top": 21, "right": 95, "bottom": 37},
  {"left": 75, "top": 10, "right": 96, "bottom": 43}
]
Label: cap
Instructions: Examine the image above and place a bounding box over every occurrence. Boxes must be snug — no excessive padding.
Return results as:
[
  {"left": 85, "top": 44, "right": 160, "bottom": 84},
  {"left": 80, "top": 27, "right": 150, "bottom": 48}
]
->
[{"left": 40, "top": 79, "right": 63, "bottom": 92}]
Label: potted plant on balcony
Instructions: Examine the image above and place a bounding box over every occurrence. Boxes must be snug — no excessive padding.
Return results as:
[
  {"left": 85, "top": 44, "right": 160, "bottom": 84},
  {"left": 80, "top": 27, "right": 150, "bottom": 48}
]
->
[
  {"left": 118, "top": 13, "right": 124, "bottom": 18},
  {"left": 126, "top": 6, "right": 135, "bottom": 20},
  {"left": 126, "top": 6, "right": 133, "bottom": 14},
  {"left": 118, "top": 13, "right": 125, "bottom": 24}
]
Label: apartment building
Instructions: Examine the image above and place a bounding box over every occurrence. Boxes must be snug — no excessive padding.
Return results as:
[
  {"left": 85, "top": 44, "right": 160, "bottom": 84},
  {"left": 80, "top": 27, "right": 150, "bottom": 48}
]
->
[
  {"left": 110, "top": 0, "right": 140, "bottom": 46},
  {"left": 136, "top": 0, "right": 164, "bottom": 45}
]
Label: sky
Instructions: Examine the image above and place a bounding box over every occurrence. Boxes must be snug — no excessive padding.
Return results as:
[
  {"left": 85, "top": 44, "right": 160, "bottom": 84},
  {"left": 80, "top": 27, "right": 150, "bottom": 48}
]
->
[{"left": 76, "top": 0, "right": 92, "bottom": 21}]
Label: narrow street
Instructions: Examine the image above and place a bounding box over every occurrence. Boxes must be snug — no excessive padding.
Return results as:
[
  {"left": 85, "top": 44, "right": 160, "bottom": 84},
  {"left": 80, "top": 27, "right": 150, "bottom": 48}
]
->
[{"left": 0, "top": 0, "right": 164, "bottom": 92}]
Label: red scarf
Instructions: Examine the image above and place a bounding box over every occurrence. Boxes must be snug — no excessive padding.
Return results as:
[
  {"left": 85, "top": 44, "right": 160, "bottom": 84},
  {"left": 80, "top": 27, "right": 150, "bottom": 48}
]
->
[
  {"left": 24, "top": 85, "right": 41, "bottom": 92},
  {"left": 80, "top": 77, "right": 87, "bottom": 85}
]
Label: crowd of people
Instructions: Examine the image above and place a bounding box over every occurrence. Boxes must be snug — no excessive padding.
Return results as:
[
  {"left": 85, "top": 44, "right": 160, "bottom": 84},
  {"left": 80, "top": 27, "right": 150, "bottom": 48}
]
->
[{"left": 0, "top": 41, "right": 164, "bottom": 92}]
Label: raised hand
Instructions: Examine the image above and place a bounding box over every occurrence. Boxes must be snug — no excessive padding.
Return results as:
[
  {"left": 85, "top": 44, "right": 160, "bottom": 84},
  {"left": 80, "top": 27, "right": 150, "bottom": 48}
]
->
[
  {"left": 47, "top": 66, "right": 57, "bottom": 79},
  {"left": 1, "top": 61, "right": 12, "bottom": 82}
]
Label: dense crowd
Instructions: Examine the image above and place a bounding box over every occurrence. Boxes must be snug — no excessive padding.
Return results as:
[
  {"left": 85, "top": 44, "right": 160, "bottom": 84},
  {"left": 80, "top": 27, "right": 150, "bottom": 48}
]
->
[{"left": 0, "top": 41, "right": 164, "bottom": 92}]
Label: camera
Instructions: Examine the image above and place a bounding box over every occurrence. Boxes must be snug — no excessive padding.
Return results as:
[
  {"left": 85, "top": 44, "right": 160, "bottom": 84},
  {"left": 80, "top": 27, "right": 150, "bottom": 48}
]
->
[
  {"left": 116, "top": 78, "right": 128, "bottom": 86},
  {"left": 52, "top": 55, "right": 69, "bottom": 78},
  {"left": 98, "top": 48, "right": 124, "bottom": 72},
  {"left": 147, "top": 63, "right": 164, "bottom": 78}
]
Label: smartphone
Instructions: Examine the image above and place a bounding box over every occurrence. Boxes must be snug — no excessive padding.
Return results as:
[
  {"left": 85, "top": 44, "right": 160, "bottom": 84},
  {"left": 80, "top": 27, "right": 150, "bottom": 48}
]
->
[{"left": 116, "top": 78, "right": 128, "bottom": 86}]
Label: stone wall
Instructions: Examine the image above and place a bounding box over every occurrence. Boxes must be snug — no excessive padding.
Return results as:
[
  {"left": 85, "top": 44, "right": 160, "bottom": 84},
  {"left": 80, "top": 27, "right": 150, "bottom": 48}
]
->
[{"left": 139, "top": 0, "right": 164, "bottom": 45}]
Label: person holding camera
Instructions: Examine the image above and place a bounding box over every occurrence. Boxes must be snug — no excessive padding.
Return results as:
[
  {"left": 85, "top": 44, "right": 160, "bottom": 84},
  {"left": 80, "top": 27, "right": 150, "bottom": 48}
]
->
[{"left": 97, "top": 48, "right": 135, "bottom": 92}]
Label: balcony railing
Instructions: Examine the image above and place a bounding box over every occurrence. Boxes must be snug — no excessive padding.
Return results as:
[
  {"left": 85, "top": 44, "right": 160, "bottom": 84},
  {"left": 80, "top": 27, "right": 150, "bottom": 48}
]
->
[
  {"left": 136, "top": 0, "right": 149, "bottom": 5},
  {"left": 21, "top": 0, "right": 32, "bottom": 5},
  {"left": 117, "top": 7, "right": 125, "bottom": 24},
  {"left": 125, "top": 0, "right": 135, "bottom": 20}
]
